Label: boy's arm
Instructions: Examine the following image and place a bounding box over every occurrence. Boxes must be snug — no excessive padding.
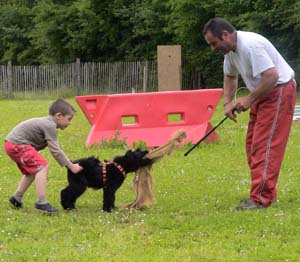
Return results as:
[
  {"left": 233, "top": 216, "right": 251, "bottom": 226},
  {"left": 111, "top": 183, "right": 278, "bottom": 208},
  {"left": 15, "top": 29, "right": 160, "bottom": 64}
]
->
[{"left": 47, "top": 140, "right": 82, "bottom": 173}]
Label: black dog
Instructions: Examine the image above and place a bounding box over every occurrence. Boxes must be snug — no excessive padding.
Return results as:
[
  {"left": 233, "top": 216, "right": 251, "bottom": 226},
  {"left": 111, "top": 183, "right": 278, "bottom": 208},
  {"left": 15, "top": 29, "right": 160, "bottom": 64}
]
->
[{"left": 60, "top": 149, "right": 151, "bottom": 212}]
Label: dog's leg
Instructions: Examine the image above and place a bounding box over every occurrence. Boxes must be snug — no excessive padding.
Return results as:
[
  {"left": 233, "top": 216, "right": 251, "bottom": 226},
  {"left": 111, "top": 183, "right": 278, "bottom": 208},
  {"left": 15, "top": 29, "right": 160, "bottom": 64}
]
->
[
  {"left": 61, "top": 170, "right": 89, "bottom": 210},
  {"left": 61, "top": 183, "right": 87, "bottom": 210},
  {"left": 102, "top": 187, "right": 116, "bottom": 212}
]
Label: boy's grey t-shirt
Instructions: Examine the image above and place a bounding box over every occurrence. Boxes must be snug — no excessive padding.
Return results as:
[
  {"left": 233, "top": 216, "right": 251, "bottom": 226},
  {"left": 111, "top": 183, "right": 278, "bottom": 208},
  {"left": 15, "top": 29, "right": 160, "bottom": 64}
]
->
[{"left": 6, "top": 116, "right": 70, "bottom": 166}]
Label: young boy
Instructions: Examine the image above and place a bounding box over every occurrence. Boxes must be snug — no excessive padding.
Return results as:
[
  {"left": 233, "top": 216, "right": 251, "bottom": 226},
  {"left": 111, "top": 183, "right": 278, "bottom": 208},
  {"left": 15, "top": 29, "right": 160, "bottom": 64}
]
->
[{"left": 4, "top": 99, "right": 83, "bottom": 214}]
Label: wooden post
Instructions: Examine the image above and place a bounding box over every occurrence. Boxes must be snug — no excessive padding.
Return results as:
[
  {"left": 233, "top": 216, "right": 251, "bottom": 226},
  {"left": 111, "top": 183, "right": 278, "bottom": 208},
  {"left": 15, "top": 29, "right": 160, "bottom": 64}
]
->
[
  {"left": 157, "top": 45, "right": 182, "bottom": 91},
  {"left": 7, "top": 61, "right": 13, "bottom": 99},
  {"left": 75, "top": 58, "right": 81, "bottom": 96}
]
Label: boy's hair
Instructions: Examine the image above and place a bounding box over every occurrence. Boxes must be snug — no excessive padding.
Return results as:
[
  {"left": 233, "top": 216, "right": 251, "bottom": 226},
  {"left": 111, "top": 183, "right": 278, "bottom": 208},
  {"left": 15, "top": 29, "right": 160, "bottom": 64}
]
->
[
  {"left": 203, "top": 17, "right": 236, "bottom": 40},
  {"left": 49, "top": 99, "right": 76, "bottom": 116}
]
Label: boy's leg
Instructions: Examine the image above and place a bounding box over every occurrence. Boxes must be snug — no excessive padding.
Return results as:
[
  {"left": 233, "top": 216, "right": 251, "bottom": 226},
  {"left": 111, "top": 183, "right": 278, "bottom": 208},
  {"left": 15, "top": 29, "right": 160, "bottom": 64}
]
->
[
  {"left": 4, "top": 142, "right": 50, "bottom": 209},
  {"left": 34, "top": 165, "right": 58, "bottom": 214},
  {"left": 13, "top": 174, "right": 36, "bottom": 202},
  {"left": 35, "top": 165, "right": 49, "bottom": 204}
]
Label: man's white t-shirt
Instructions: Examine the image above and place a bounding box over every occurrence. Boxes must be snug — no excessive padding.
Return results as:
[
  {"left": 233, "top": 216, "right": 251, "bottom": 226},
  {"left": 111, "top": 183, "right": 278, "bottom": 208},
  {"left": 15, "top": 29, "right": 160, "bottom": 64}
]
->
[{"left": 224, "top": 31, "right": 294, "bottom": 91}]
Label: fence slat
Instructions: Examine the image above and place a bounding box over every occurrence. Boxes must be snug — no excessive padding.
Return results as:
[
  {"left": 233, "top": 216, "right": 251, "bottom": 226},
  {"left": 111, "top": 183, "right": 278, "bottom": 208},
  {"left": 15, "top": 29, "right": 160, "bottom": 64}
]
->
[{"left": 0, "top": 59, "right": 206, "bottom": 98}]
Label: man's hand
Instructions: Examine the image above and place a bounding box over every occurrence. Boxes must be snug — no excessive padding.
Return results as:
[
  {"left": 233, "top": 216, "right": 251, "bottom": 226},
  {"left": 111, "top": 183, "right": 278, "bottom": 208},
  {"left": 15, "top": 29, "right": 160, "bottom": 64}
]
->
[
  {"left": 224, "top": 95, "right": 254, "bottom": 122},
  {"left": 234, "top": 96, "right": 253, "bottom": 113},
  {"left": 224, "top": 102, "right": 238, "bottom": 122}
]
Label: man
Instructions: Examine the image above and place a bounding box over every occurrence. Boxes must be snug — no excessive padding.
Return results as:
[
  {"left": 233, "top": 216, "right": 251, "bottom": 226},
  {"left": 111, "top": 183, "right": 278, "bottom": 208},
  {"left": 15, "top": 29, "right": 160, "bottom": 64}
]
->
[{"left": 203, "top": 17, "right": 296, "bottom": 210}]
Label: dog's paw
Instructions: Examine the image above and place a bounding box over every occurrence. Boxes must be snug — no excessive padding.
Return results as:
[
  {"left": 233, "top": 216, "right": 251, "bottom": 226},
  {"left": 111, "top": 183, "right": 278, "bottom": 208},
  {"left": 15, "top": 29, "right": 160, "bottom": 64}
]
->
[
  {"left": 64, "top": 207, "right": 77, "bottom": 212},
  {"left": 61, "top": 201, "right": 76, "bottom": 210},
  {"left": 102, "top": 206, "right": 114, "bottom": 212}
]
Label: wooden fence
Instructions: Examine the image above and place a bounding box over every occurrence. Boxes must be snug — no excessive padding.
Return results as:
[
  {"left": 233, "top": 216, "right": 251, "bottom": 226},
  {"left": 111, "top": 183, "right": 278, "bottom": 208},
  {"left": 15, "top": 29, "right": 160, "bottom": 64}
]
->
[{"left": 0, "top": 59, "right": 204, "bottom": 98}]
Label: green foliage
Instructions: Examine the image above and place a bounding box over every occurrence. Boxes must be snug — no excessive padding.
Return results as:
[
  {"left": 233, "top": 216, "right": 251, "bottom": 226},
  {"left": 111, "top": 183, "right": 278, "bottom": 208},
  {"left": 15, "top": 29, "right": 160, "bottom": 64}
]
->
[
  {"left": 0, "top": 4, "right": 36, "bottom": 64},
  {"left": 112, "top": 0, "right": 173, "bottom": 60},
  {"left": 89, "top": 131, "right": 148, "bottom": 151},
  {"left": 166, "top": 0, "right": 224, "bottom": 87},
  {"left": 132, "top": 140, "right": 148, "bottom": 150},
  {"left": 92, "top": 130, "right": 128, "bottom": 149},
  {"left": 30, "top": 0, "right": 99, "bottom": 63},
  {"left": 216, "top": 0, "right": 300, "bottom": 79},
  {"left": 1, "top": 1, "right": 300, "bottom": 87}
]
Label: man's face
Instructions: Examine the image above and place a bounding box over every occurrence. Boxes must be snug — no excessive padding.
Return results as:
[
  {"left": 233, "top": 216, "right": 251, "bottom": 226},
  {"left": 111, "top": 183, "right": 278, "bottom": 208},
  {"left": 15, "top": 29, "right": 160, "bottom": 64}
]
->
[{"left": 204, "top": 31, "right": 232, "bottom": 55}]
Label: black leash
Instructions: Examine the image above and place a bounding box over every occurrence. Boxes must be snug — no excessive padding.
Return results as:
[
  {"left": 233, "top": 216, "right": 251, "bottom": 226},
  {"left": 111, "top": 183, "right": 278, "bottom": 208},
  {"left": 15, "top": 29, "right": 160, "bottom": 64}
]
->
[{"left": 184, "top": 116, "right": 228, "bottom": 156}]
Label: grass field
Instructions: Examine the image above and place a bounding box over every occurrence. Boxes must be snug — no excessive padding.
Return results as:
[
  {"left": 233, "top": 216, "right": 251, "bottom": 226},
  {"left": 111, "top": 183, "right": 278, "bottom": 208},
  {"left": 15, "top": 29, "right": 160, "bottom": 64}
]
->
[{"left": 1, "top": 98, "right": 300, "bottom": 261}]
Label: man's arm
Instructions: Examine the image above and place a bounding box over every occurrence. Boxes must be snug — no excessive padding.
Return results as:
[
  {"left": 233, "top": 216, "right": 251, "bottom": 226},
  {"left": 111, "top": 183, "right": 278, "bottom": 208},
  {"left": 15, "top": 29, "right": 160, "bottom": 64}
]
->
[
  {"left": 223, "top": 74, "right": 238, "bottom": 104},
  {"left": 223, "top": 74, "right": 238, "bottom": 121},
  {"left": 234, "top": 67, "right": 279, "bottom": 113}
]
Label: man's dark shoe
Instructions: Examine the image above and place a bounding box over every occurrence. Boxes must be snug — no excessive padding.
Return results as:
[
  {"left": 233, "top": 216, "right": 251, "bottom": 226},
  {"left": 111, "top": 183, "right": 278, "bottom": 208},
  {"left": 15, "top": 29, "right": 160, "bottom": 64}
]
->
[
  {"left": 236, "top": 198, "right": 263, "bottom": 211},
  {"left": 9, "top": 196, "right": 23, "bottom": 209},
  {"left": 239, "top": 198, "right": 251, "bottom": 203},
  {"left": 35, "top": 203, "right": 58, "bottom": 214}
]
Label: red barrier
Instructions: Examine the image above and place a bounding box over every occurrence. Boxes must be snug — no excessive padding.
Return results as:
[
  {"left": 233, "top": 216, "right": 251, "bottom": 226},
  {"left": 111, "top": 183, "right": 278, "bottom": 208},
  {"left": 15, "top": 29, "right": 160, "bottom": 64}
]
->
[{"left": 76, "top": 89, "right": 223, "bottom": 147}]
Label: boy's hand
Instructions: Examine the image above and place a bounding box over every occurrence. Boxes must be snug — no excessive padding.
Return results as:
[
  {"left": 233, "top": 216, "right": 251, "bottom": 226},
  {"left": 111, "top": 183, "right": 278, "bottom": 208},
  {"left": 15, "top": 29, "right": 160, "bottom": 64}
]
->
[{"left": 67, "top": 162, "right": 83, "bottom": 174}]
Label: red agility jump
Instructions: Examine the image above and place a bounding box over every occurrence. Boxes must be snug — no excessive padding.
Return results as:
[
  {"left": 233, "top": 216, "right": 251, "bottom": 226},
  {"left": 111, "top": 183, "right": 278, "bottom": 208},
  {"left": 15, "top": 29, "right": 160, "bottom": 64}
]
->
[{"left": 76, "top": 89, "right": 223, "bottom": 147}]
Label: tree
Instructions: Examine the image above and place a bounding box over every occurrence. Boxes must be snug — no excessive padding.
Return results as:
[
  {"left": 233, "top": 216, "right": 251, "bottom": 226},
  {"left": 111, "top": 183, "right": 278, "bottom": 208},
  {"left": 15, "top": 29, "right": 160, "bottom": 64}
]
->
[
  {"left": 0, "top": 4, "right": 36, "bottom": 64},
  {"left": 0, "top": 0, "right": 299, "bottom": 85},
  {"left": 113, "top": 0, "right": 174, "bottom": 60},
  {"left": 166, "top": 0, "right": 224, "bottom": 87},
  {"left": 30, "top": 0, "right": 100, "bottom": 63},
  {"left": 212, "top": 0, "right": 300, "bottom": 81}
]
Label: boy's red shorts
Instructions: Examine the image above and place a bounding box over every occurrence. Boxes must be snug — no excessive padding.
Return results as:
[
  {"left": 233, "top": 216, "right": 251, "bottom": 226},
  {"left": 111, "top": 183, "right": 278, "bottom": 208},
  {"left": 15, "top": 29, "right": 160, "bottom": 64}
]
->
[{"left": 4, "top": 141, "right": 47, "bottom": 175}]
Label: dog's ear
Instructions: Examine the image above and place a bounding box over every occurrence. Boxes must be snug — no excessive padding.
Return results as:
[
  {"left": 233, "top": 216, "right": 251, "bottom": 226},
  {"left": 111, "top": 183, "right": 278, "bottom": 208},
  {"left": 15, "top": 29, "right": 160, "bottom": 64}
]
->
[
  {"left": 139, "top": 157, "right": 152, "bottom": 167},
  {"left": 134, "top": 149, "right": 152, "bottom": 166},
  {"left": 131, "top": 148, "right": 149, "bottom": 156},
  {"left": 141, "top": 150, "right": 149, "bottom": 157},
  {"left": 125, "top": 149, "right": 133, "bottom": 155},
  {"left": 139, "top": 150, "right": 152, "bottom": 166}
]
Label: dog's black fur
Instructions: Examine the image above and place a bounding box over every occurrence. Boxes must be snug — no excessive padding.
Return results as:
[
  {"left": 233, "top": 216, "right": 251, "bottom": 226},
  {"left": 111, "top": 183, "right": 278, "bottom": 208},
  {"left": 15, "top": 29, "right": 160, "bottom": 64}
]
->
[{"left": 60, "top": 149, "right": 151, "bottom": 212}]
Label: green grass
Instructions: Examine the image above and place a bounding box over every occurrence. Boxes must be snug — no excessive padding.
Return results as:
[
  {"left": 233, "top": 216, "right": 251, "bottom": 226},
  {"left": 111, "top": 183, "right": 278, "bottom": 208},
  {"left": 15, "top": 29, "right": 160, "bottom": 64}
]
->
[{"left": 1, "top": 97, "right": 300, "bottom": 261}]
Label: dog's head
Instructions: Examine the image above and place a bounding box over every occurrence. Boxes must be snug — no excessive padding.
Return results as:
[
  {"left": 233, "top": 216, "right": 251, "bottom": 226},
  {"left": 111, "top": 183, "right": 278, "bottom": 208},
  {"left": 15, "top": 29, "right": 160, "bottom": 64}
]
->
[{"left": 113, "top": 149, "right": 151, "bottom": 173}]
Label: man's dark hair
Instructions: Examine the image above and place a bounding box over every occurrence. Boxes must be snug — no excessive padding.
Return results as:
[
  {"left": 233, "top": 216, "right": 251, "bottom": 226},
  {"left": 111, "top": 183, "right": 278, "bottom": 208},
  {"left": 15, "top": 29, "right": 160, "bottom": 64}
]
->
[
  {"left": 49, "top": 99, "right": 76, "bottom": 116},
  {"left": 203, "top": 17, "right": 236, "bottom": 40}
]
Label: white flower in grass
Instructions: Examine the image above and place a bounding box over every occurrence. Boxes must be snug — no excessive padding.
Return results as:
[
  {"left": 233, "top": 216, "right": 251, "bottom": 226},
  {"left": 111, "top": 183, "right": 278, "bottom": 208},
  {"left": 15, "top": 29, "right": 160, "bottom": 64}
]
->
[{"left": 274, "top": 210, "right": 285, "bottom": 217}]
